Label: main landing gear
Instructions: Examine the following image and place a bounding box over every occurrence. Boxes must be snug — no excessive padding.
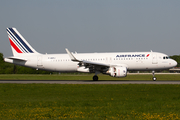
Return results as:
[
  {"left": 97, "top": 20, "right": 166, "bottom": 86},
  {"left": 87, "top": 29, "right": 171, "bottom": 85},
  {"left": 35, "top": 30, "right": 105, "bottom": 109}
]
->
[
  {"left": 152, "top": 71, "right": 157, "bottom": 81},
  {"left": 93, "top": 75, "right": 98, "bottom": 81},
  {"left": 93, "top": 71, "right": 100, "bottom": 81}
]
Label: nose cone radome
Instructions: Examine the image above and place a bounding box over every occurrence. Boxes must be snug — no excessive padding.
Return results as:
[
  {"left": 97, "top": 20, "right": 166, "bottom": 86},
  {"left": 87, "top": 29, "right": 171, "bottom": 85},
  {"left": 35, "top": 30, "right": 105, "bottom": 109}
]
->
[{"left": 172, "top": 60, "right": 177, "bottom": 67}]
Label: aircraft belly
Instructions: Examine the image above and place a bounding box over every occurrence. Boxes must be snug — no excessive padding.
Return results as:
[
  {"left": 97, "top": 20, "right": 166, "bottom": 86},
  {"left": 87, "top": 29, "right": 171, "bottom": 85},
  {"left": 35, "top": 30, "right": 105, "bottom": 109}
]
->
[
  {"left": 56, "top": 63, "right": 77, "bottom": 71},
  {"left": 127, "top": 61, "right": 154, "bottom": 70}
]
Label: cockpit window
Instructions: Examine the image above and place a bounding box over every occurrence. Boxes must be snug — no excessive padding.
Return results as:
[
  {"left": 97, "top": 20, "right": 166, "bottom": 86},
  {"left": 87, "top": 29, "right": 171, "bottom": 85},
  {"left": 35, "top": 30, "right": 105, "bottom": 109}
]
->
[{"left": 163, "top": 56, "right": 170, "bottom": 59}]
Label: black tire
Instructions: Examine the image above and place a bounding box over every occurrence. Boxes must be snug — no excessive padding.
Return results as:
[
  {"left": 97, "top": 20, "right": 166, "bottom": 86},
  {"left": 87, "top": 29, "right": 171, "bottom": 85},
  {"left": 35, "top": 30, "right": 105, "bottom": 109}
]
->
[{"left": 93, "top": 75, "right": 98, "bottom": 81}]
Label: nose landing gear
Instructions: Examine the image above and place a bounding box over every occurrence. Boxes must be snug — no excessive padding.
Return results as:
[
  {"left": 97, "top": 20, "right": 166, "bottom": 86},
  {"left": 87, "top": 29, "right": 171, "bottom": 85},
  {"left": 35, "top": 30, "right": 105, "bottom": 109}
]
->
[{"left": 152, "top": 71, "right": 157, "bottom": 81}]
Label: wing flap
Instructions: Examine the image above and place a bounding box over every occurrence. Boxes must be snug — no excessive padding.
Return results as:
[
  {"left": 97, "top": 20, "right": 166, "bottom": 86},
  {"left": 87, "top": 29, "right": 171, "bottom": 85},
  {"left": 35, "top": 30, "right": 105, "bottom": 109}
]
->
[{"left": 82, "top": 60, "right": 110, "bottom": 67}]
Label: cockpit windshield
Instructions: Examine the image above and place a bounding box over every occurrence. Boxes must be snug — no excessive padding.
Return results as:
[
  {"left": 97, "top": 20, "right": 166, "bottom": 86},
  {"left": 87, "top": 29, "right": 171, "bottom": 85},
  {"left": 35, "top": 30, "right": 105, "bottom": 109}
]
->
[{"left": 163, "top": 56, "right": 170, "bottom": 59}]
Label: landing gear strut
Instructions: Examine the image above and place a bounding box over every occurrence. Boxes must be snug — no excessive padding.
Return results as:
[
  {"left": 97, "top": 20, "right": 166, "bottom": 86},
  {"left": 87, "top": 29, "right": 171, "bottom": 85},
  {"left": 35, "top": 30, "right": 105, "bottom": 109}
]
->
[
  {"left": 152, "top": 71, "right": 157, "bottom": 81},
  {"left": 93, "top": 75, "right": 98, "bottom": 81}
]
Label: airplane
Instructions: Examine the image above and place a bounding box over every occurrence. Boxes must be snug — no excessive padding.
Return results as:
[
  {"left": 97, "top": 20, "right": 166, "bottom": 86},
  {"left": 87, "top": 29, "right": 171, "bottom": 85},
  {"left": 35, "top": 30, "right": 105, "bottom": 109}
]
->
[{"left": 4, "top": 28, "right": 177, "bottom": 81}]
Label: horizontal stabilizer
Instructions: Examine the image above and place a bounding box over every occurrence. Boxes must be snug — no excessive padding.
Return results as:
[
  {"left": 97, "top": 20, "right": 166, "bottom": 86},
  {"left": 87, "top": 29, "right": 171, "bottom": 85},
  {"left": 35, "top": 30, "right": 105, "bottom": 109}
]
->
[{"left": 6, "top": 56, "right": 27, "bottom": 61}]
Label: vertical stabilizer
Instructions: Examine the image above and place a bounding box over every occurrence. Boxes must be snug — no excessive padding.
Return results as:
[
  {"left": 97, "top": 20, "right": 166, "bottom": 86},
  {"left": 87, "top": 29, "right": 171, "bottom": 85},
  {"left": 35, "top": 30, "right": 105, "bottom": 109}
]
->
[{"left": 6, "top": 28, "right": 39, "bottom": 56}]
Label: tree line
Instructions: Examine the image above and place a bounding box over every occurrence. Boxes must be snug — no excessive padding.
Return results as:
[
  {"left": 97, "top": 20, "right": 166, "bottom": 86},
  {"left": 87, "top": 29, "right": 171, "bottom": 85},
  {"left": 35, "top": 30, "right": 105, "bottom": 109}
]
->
[{"left": 0, "top": 53, "right": 180, "bottom": 74}]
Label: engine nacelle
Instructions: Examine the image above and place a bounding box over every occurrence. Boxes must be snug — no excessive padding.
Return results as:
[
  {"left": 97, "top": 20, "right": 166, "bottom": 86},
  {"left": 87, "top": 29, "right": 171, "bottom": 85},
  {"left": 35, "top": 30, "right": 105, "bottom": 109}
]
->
[
  {"left": 77, "top": 66, "right": 90, "bottom": 73},
  {"left": 107, "top": 67, "right": 127, "bottom": 77}
]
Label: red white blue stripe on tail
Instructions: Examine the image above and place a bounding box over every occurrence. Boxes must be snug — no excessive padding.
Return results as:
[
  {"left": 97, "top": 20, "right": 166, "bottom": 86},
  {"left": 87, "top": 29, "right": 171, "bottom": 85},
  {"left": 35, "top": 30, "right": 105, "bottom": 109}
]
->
[{"left": 7, "top": 28, "right": 37, "bottom": 55}]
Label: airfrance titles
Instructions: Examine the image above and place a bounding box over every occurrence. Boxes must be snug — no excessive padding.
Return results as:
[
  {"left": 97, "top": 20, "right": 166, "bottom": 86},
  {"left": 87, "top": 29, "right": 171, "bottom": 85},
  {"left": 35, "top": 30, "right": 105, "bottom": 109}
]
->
[{"left": 116, "top": 54, "right": 146, "bottom": 58}]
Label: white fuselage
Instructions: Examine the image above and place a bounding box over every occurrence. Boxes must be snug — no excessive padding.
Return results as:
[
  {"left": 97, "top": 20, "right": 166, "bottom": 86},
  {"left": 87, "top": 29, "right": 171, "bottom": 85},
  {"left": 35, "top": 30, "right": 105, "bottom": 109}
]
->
[
  {"left": 5, "top": 51, "right": 177, "bottom": 72},
  {"left": 5, "top": 27, "right": 178, "bottom": 80}
]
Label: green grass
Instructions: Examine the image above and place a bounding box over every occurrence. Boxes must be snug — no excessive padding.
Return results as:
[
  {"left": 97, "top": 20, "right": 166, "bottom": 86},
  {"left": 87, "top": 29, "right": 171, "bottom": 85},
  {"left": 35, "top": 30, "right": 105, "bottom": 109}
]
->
[
  {"left": 0, "top": 74, "right": 180, "bottom": 80},
  {"left": 0, "top": 84, "right": 180, "bottom": 119}
]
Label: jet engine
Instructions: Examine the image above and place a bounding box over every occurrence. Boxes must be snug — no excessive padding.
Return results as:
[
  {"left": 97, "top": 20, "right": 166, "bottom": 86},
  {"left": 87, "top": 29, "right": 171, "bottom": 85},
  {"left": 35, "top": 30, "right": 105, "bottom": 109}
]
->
[
  {"left": 77, "top": 66, "right": 90, "bottom": 73},
  {"left": 107, "top": 67, "right": 127, "bottom": 77}
]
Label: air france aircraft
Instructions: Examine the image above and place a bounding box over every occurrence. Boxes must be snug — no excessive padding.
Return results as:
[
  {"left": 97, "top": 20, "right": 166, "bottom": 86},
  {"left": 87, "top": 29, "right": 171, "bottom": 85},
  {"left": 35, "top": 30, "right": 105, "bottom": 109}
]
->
[{"left": 5, "top": 28, "right": 177, "bottom": 81}]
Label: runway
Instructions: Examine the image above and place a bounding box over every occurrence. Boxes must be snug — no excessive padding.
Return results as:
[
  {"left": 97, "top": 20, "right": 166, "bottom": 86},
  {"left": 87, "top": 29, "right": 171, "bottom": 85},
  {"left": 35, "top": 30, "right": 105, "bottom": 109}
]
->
[{"left": 1, "top": 80, "right": 180, "bottom": 84}]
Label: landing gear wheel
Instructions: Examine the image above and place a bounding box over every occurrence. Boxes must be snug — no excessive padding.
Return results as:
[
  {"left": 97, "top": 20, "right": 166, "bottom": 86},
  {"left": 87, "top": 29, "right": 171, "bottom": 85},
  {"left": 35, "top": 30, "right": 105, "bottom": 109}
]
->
[
  {"left": 93, "top": 75, "right": 98, "bottom": 81},
  {"left": 153, "top": 77, "right": 157, "bottom": 81}
]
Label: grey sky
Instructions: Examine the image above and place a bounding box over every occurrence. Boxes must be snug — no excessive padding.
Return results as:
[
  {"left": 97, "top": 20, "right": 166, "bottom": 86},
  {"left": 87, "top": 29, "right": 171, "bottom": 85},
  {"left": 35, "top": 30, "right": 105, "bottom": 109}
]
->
[{"left": 0, "top": 0, "right": 180, "bottom": 57}]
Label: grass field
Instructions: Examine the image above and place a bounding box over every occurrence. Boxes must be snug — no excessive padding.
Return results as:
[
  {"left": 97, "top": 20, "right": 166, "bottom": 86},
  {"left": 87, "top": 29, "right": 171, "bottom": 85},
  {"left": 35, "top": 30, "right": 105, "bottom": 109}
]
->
[
  {"left": 0, "top": 84, "right": 180, "bottom": 119},
  {"left": 0, "top": 73, "right": 180, "bottom": 80}
]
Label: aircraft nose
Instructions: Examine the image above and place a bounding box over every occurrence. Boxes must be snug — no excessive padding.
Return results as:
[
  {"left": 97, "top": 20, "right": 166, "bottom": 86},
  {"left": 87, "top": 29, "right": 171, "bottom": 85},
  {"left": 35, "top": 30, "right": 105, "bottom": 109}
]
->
[{"left": 171, "top": 60, "right": 177, "bottom": 67}]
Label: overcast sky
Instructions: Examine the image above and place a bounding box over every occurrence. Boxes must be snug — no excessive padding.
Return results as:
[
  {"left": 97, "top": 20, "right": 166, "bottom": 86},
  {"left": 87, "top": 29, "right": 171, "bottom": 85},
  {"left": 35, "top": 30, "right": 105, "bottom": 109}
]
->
[{"left": 0, "top": 0, "right": 180, "bottom": 57}]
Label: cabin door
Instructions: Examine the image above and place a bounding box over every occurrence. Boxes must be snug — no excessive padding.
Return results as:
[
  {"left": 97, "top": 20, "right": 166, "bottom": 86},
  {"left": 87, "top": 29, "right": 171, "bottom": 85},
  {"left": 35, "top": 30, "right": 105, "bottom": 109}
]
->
[{"left": 152, "top": 54, "right": 158, "bottom": 64}]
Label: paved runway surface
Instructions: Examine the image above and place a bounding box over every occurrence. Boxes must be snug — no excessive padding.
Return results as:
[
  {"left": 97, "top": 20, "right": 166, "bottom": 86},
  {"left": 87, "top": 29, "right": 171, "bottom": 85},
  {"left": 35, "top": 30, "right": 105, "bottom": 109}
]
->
[{"left": 1, "top": 80, "right": 180, "bottom": 84}]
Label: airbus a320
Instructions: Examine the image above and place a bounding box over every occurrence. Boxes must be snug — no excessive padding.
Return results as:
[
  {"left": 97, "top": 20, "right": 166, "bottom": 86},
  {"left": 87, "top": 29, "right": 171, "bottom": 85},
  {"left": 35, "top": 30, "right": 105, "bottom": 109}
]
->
[{"left": 5, "top": 28, "right": 177, "bottom": 81}]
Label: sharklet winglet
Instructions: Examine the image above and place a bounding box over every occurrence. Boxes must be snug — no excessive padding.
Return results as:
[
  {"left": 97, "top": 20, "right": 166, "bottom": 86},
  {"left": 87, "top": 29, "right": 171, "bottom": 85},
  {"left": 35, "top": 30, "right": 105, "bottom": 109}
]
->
[{"left": 65, "top": 48, "right": 80, "bottom": 62}]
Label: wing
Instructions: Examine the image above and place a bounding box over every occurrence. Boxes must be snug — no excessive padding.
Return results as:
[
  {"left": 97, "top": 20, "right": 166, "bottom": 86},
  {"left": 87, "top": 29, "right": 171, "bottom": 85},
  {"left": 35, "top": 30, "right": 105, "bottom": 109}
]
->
[
  {"left": 65, "top": 49, "right": 127, "bottom": 73},
  {"left": 66, "top": 48, "right": 110, "bottom": 66}
]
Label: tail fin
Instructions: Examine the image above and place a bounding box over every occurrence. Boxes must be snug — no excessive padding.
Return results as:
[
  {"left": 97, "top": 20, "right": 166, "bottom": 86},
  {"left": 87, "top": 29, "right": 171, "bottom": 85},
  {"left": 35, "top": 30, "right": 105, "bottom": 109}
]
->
[{"left": 6, "top": 28, "right": 39, "bottom": 56}]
